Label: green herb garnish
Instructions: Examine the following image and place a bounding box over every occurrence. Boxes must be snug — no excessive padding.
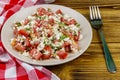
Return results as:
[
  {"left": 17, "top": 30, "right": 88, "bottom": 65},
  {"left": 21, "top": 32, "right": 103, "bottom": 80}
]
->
[
  {"left": 15, "top": 22, "right": 21, "bottom": 27},
  {"left": 60, "top": 34, "right": 67, "bottom": 40}
]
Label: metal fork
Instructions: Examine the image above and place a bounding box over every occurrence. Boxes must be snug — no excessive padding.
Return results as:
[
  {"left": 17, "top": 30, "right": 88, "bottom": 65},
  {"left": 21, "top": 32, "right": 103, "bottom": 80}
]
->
[{"left": 89, "top": 6, "right": 116, "bottom": 73}]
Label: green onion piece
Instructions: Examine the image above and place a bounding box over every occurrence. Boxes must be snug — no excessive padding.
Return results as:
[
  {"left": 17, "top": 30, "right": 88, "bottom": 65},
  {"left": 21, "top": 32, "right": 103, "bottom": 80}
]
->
[
  {"left": 60, "top": 34, "right": 67, "bottom": 40},
  {"left": 76, "top": 23, "right": 80, "bottom": 27},
  {"left": 15, "top": 22, "right": 21, "bottom": 27},
  {"left": 48, "top": 8, "right": 52, "bottom": 12},
  {"left": 59, "top": 22, "right": 65, "bottom": 27},
  {"left": 38, "top": 16, "right": 46, "bottom": 20},
  {"left": 38, "top": 16, "right": 42, "bottom": 20}
]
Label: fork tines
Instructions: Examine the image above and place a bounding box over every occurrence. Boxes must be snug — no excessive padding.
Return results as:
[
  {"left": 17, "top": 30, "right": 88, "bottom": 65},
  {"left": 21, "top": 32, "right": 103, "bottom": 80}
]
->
[{"left": 89, "top": 6, "right": 101, "bottom": 20}]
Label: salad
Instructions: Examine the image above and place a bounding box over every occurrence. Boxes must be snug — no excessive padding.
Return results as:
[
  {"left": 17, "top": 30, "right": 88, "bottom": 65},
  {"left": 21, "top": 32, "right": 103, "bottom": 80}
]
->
[{"left": 11, "top": 7, "right": 82, "bottom": 60}]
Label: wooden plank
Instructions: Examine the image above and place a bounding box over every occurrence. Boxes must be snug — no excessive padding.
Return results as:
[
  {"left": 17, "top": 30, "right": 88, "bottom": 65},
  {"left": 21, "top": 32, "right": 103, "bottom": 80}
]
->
[{"left": 53, "top": 0, "right": 120, "bottom": 8}]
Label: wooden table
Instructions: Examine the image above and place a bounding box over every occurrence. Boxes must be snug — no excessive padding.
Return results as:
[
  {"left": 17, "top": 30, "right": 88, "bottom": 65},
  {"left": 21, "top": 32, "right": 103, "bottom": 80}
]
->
[{"left": 46, "top": 0, "right": 120, "bottom": 80}]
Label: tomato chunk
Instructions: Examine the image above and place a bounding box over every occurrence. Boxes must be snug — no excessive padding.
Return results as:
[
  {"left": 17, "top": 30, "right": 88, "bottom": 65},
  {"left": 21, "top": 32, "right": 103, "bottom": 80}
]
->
[
  {"left": 56, "top": 9, "right": 63, "bottom": 15},
  {"left": 18, "top": 29, "right": 29, "bottom": 37},
  {"left": 64, "top": 19, "right": 77, "bottom": 25},
  {"left": 14, "top": 43, "right": 25, "bottom": 52},
  {"left": 63, "top": 41, "right": 71, "bottom": 52},
  {"left": 74, "top": 32, "right": 80, "bottom": 41},
  {"left": 37, "top": 7, "right": 47, "bottom": 16},
  {"left": 41, "top": 53, "right": 51, "bottom": 59},
  {"left": 25, "top": 38, "right": 31, "bottom": 47},
  {"left": 44, "top": 45, "right": 52, "bottom": 51},
  {"left": 48, "top": 18, "right": 54, "bottom": 26},
  {"left": 24, "top": 19, "right": 29, "bottom": 25},
  {"left": 41, "top": 45, "right": 52, "bottom": 59},
  {"left": 56, "top": 50, "right": 68, "bottom": 59},
  {"left": 13, "top": 28, "right": 18, "bottom": 37},
  {"left": 69, "top": 19, "right": 76, "bottom": 25},
  {"left": 30, "top": 49, "right": 42, "bottom": 60},
  {"left": 34, "top": 52, "right": 42, "bottom": 60}
]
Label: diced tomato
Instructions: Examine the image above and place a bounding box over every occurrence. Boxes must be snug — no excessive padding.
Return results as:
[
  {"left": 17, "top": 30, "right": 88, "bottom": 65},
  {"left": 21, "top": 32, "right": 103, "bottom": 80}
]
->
[
  {"left": 56, "top": 50, "right": 68, "bottom": 59},
  {"left": 55, "top": 9, "right": 63, "bottom": 15},
  {"left": 60, "top": 17, "right": 66, "bottom": 22},
  {"left": 66, "top": 19, "right": 77, "bottom": 25},
  {"left": 13, "top": 28, "right": 18, "bottom": 35},
  {"left": 33, "top": 27, "right": 37, "bottom": 33},
  {"left": 74, "top": 32, "right": 80, "bottom": 41},
  {"left": 34, "top": 52, "right": 42, "bottom": 60},
  {"left": 25, "top": 38, "right": 31, "bottom": 47},
  {"left": 35, "top": 32, "right": 41, "bottom": 38},
  {"left": 29, "top": 49, "right": 37, "bottom": 56},
  {"left": 64, "top": 19, "right": 77, "bottom": 25},
  {"left": 48, "top": 18, "right": 54, "bottom": 26},
  {"left": 44, "top": 45, "right": 52, "bottom": 51},
  {"left": 61, "top": 30, "right": 73, "bottom": 39},
  {"left": 69, "top": 19, "right": 76, "bottom": 25},
  {"left": 64, "top": 41, "right": 70, "bottom": 46},
  {"left": 37, "top": 7, "right": 47, "bottom": 16},
  {"left": 29, "top": 49, "right": 42, "bottom": 60},
  {"left": 41, "top": 53, "right": 51, "bottom": 59},
  {"left": 14, "top": 43, "right": 25, "bottom": 52},
  {"left": 18, "top": 29, "right": 29, "bottom": 37},
  {"left": 46, "top": 12, "right": 54, "bottom": 16},
  {"left": 74, "top": 36, "right": 79, "bottom": 41},
  {"left": 13, "top": 28, "right": 18, "bottom": 37},
  {"left": 43, "top": 23, "right": 49, "bottom": 29},
  {"left": 69, "top": 32, "right": 74, "bottom": 39},
  {"left": 60, "top": 17, "right": 73, "bottom": 26},
  {"left": 41, "top": 45, "right": 52, "bottom": 59},
  {"left": 47, "top": 32, "right": 53, "bottom": 37},
  {"left": 64, "top": 46, "right": 71, "bottom": 52},
  {"left": 53, "top": 39, "right": 60, "bottom": 43},
  {"left": 35, "top": 20, "right": 42, "bottom": 27},
  {"left": 35, "top": 23, "right": 41, "bottom": 27},
  {"left": 34, "top": 41, "right": 40, "bottom": 47},
  {"left": 47, "top": 30, "right": 53, "bottom": 37},
  {"left": 63, "top": 41, "right": 71, "bottom": 52},
  {"left": 60, "top": 17, "right": 69, "bottom": 25},
  {"left": 35, "top": 19, "right": 41, "bottom": 23},
  {"left": 24, "top": 19, "right": 29, "bottom": 25}
]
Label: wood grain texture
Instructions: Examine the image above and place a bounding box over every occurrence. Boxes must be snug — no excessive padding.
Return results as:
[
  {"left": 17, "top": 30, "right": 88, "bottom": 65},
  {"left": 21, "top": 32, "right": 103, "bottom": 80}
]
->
[
  {"left": 47, "top": 0, "right": 120, "bottom": 80},
  {"left": 53, "top": 0, "right": 120, "bottom": 9}
]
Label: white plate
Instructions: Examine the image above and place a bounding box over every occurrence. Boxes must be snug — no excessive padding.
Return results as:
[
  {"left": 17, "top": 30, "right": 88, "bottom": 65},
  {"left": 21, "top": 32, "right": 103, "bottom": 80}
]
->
[{"left": 1, "top": 4, "right": 92, "bottom": 66}]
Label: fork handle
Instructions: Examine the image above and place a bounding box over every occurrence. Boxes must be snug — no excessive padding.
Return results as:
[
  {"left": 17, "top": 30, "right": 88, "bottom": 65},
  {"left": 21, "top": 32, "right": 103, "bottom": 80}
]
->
[{"left": 98, "top": 29, "right": 116, "bottom": 73}]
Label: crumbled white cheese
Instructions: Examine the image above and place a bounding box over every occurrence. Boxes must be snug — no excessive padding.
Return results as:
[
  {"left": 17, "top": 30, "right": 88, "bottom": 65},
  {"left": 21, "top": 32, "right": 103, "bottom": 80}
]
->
[
  {"left": 27, "top": 16, "right": 35, "bottom": 20},
  {"left": 30, "top": 37, "right": 40, "bottom": 44},
  {"left": 37, "top": 42, "right": 45, "bottom": 51},
  {"left": 49, "top": 15, "right": 60, "bottom": 22},
  {"left": 17, "top": 35, "right": 26, "bottom": 42},
  {"left": 22, "top": 51, "right": 30, "bottom": 57},
  {"left": 79, "top": 34, "right": 83, "bottom": 40},
  {"left": 43, "top": 51, "right": 49, "bottom": 54},
  {"left": 55, "top": 32, "right": 62, "bottom": 40},
  {"left": 69, "top": 24, "right": 79, "bottom": 31},
  {"left": 30, "top": 20, "right": 36, "bottom": 27},
  {"left": 64, "top": 14, "right": 70, "bottom": 19}
]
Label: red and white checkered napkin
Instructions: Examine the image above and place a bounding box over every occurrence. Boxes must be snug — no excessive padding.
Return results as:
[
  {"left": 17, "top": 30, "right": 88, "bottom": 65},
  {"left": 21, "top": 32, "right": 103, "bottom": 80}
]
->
[{"left": 0, "top": 0, "right": 60, "bottom": 80}]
